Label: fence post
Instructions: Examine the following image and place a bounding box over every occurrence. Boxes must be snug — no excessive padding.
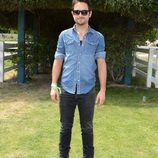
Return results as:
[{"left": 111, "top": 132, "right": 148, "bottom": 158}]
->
[
  {"left": 132, "top": 51, "right": 136, "bottom": 77},
  {"left": 146, "top": 48, "right": 154, "bottom": 87},
  {"left": 0, "top": 42, "right": 4, "bottom": 82},
  {"left": 155, "top": 49, "right": 158, "bottom": 88}
]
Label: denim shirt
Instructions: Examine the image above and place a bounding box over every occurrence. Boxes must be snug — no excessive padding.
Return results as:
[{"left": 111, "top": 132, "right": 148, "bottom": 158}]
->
[{"left": 54, "top": 26, "right": 106, "bottom": 94}]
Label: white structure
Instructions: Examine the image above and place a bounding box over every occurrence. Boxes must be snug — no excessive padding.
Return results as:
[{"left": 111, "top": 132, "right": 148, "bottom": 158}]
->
[
  {"left": 0, "top": 41, "right": 17, "bottom": 82},
  {"left": 132, "top": 46, "right": 158, "bottom": 88}
]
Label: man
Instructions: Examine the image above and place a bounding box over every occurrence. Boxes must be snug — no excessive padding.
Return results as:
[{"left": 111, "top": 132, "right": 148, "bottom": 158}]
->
[{"left": 50, "top": 0, "right": 107, "bottom": 157}]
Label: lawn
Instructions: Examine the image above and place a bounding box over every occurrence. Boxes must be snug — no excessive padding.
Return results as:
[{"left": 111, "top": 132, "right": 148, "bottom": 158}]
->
[{"left": 0, "top": 74, "right": 158, "bottom": 158}]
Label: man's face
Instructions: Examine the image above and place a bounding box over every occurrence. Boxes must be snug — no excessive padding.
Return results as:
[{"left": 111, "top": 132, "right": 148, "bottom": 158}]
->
[{"left": 71, "top": 2, "right": 92, "bottom": 26}]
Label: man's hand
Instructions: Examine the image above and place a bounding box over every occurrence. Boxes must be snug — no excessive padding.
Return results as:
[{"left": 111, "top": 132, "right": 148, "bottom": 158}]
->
[
  {"left": 95, "top": 90, "right": 106, "bottom": 105},
  {"left": 50, "top": 88, "right": 60, "bottom": 102}
]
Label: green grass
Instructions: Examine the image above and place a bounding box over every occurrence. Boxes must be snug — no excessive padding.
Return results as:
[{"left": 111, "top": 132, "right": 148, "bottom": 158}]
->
[
  {"left": 4, "top": 59, "right": 14, "bottom": 67},
  {"left": 0, "top": 74, "right": 158, "bottom": 158}
]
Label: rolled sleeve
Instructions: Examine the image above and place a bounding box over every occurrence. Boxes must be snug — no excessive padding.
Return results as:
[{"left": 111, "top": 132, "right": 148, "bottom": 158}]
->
[
  {"left": 95, "top": 51, "right": 106, "bottom": 59},
  {"left": 95, "top": 34, "right": 106, "bottom": 60},
  {"left": 55, "top": 52, "right": 65, "bottom": 59},
  {"left": 54, "top": 32, "right": 65, "bottom": 59}
]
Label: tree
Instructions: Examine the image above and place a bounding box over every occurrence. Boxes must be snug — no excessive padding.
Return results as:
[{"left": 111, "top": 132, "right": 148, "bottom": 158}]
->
[{"left": 0, "top": 0, "right": 157, "bottom": 25}]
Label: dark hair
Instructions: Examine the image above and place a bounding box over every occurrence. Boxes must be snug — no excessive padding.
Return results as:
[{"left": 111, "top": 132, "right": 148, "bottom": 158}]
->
[{"left": 72, "top": 0, "right": 92, "bottom": 10}]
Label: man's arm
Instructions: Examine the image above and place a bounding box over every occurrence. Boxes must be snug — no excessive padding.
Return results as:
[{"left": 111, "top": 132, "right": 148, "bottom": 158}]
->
[
  {"left": 51, "top": 58, "right": 63, "bottom": 102},
  {"left": 96, "top": 58, "right": 107, "bottom": 105},
  {"left": 52, "top": 58, "right": 63, "bottom": 83}
]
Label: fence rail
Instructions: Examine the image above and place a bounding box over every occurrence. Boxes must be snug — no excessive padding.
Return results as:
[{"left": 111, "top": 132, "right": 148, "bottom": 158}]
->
[
  {"left": 132, "top": 46, "right": 158, "bottom": 88},
  {"left": 0, "top": 41, "right": 18, "bottom": 82}
]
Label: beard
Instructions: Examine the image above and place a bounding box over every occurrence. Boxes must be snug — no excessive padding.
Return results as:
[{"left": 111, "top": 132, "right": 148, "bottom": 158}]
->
[{"left": 75, "top": 18, "right": 88, "bottom": 26}]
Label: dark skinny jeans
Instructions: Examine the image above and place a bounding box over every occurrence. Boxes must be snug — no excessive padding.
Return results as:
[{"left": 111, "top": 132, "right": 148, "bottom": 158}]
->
[{"left": 59, "top": 87, "right": 96, "bottom": 158}]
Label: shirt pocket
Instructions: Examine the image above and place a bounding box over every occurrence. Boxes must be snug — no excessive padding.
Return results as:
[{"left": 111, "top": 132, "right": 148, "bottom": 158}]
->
[
  {"left": 84, "top": 40, "right": 98, "bottom": 56},
  {"left": 64, "top": 39, "right": 75, "bottom": 55}
]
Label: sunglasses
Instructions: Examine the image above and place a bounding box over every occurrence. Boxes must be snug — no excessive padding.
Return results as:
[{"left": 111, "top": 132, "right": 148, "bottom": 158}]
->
[{"left": 72, "top": 10, "right": 90, "bottom": 16}]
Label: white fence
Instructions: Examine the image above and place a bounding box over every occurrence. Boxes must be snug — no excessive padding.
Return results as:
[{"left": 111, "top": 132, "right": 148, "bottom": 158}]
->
[
  {"left": 0, "top": 41, "right": 18, "bottom": 82},
  {"left": 132, "top": 46, "right": 158, "bottom": 88}
]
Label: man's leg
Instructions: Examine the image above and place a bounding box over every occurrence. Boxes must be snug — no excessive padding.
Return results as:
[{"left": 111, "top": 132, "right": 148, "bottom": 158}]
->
[
  {"left": 59, "top": 90, "right": 76, "bottom": 158},
  {"left": 77, "top": 88, "right": 96, "bottom": 158}
]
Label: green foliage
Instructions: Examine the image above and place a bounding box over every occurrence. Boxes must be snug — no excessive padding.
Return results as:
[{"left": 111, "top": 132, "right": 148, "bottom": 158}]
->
[
  {"left": 0, "top": 11, "right": 17, "bottom": 30},
  {"left": 100, "top": 22, "right": 128, "bottom": 82},
  {"left": 4, "top": 59, "right": 13, "bottom": 67},
  {"left": 0, "top": 0, "right": 158, "bottom": 27},
  {"left": 134, "top": 27, "right": 158, "bottom": 45},
  {"left": 0, "top": 26, "right": 10, "bottom": 33},
  {"left": 24, "top": 36, "right": 35, "bottom": 79},
  {"left": 91, "top": 0, "right": 158, "bottom": 26},
  {"left": 24, "top": 35, "right": 53, "bottom": 79},
  {"left": 0, "top": 0, "right": 71, "bottom": 11},
  {"left": 92, "top": 0, "right": 153, "bottom": 12},
  {"left": 36, "top": 37, "right": 53, "bottom": 73},
  {"left": 10, "top": 35, "right": 52, "bottom": 80},
  {"left": 94, "top": 12, "right": 157, "bottom": 83}
]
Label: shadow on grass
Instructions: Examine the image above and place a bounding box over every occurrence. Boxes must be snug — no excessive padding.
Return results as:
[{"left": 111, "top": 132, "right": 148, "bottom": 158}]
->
[
  {"left": 105, "top": 86, "right": 158, "bottom": 108},
  {"left": 1, "top": 74, "right": 158, "bottom": 109}
]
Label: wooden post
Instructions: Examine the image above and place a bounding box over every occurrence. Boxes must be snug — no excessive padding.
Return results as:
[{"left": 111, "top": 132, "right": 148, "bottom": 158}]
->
[
  {"left": 123, "top": 18, "right": 134, "bottom": 85},
  {"left": 146, "top": 48, "right": 154, "bottom": 87},
  {"left": 0, "top": 42, "right": 4, "bottom": 82},
  {"left": 132, "top": 50, "right": 136, "bottom": 77},
  {"left": 154, "top": 48, "right": 158, "bottom": 88},
  {"left": 17, "top": 5, "right": 25, "bottom": 83}
]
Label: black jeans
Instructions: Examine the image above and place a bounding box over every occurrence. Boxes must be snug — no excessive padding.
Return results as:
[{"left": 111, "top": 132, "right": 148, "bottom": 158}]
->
[{"left": 59, "top": 87, "right": 96, "bottom": 158}]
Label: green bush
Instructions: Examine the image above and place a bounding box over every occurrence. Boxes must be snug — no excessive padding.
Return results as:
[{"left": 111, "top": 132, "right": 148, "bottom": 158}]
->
[{"left": 97, "top": 13, "right": 157, "bottom": 83}]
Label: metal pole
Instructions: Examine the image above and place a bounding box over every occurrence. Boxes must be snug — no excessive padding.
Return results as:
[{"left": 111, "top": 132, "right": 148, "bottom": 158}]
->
[
  {"left": 17, "top": 5, "right": 26, "bottom": 83},
  {"left": 123, "top": 18, "right": 134, "bottom": 85}
]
